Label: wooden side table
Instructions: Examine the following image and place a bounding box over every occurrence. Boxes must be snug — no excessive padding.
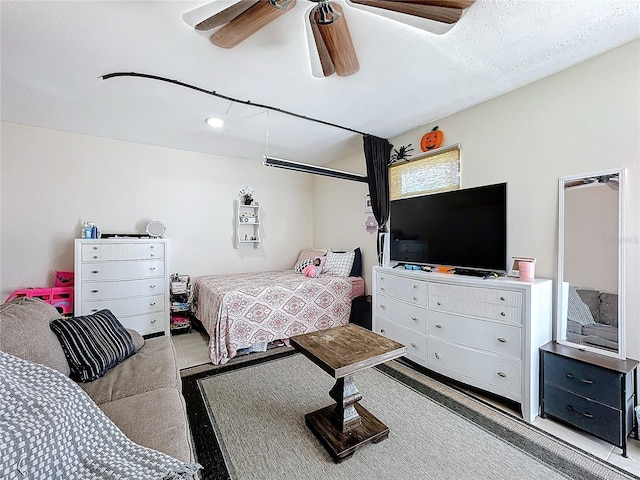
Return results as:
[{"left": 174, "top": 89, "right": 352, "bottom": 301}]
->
[
  {"left": 290, "top": 324, "right": 406, "bottom": 463},
  {"left": 540, "top": 341, "right": 639, "bottom": 457}
]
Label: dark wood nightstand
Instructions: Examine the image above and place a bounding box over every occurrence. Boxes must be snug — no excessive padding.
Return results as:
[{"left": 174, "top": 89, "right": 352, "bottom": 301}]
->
[
  {"left": 349, "top": 295, "right": 372, "bottom": 330},
  {"left": 540, "top": 341, "right": 638, "bottom": 457}
]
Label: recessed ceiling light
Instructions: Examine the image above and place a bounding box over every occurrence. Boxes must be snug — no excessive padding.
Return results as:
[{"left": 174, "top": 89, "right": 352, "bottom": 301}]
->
[{"left": 205, "top": 117, "right": 225, "bottom": 128}]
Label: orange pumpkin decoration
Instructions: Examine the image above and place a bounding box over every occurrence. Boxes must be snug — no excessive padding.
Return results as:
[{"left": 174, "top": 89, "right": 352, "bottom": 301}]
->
[{"left": 420, "top": 126, "right": 443, "bottom": 152}]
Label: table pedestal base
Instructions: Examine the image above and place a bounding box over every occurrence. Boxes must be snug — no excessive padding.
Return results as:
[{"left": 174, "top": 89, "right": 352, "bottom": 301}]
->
[{"left": 305, "top": 403, "right": 389, "bottom": 463}]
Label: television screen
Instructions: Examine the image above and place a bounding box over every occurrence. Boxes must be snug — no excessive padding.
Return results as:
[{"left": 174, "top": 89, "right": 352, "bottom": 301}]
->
[{"left": 389, "top": 183, "right": 507, "bottom": 273}]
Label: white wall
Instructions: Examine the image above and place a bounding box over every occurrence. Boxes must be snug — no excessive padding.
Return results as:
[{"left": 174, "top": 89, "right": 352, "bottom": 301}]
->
[
  {"left": 0, "top": 123, "right": 314, "bottom": 299},
  {"left": 316, "top": 40, "right": 639, "bottom": 361}
]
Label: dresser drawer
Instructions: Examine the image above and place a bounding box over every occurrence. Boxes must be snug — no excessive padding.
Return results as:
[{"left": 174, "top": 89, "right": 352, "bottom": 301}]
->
[
  {"left": 79, "top": 294, "right": 166, "bottom": 317},
  {"left": 543, "top": 353, "right": 623, "bottom": 409},
  {"left": 430, "top": 295, "right": 522, "bottom": 324},
  {"left": 81, "top": 242, "right": 165, "bottom": 262},
  {"left": 429, "top": 283, "right": 523, "bottom": 308},
  {"left": 375, "top": 294, "right": 427, "bottom": 333},
  {"left": 543, "top": 384, "right": 622, "bottom": 445},
  {"left": 429, "top": 311, "right": 522, "bottom": 359},
  {"left": 119, "top": 312, "right": 166, "bottom": 335},
  {"left": 81, "top": 260, "right": 165, "bottom": 281},
  {"left": 374, "top": 316, "right": 426, "bottom": 362},
  {"left": 376, "top": 273, "right": 426, "bottom": 305},
  {"left": 427, "top": 337, "right": 522, "bottom": 399},
  {"left": 81, "top": 278, "right": 166, "bottom": 301}
]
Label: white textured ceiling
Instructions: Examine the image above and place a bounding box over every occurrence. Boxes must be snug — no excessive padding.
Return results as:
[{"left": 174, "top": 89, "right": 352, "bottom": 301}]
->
[{"left": 1, "top": 1, "right": 639, "bottom": 165}]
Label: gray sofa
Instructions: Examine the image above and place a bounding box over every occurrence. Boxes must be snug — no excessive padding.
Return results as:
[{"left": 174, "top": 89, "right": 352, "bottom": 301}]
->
[
  {"left": 566, "top": 287, "right": 618, "bottom": 351},
  {"left": 0, "top": 297, "right": 194, "bottom": 464}
]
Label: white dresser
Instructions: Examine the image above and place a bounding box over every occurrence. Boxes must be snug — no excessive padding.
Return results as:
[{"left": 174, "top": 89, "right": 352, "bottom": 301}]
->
[
  {"left": 74, "top": 239, "right": 170, "bottom": 336},
  {"left": 372, "top": 266, "right": 552, "bottom": 423}
]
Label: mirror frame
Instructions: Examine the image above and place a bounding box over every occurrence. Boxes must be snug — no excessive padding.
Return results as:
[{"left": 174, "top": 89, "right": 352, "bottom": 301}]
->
[{"left": 556, "top": 168, "right": 626, "bottom": 359}]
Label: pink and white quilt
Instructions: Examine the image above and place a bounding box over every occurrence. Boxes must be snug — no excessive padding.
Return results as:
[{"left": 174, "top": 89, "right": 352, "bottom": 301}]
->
[{"left": 193, "top": 271, "right": 352, "bottom": 365}]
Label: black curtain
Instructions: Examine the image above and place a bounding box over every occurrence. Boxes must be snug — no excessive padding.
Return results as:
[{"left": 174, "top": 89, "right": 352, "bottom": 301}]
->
[{"left": 363, "top": 135, "right": 392, "bottom": 264}]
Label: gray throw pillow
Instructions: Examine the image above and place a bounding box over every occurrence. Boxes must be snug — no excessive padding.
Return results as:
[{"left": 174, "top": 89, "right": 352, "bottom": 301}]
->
[
  {"left": 567, "top": 286, "right": 596, "bottom": 327},
  {"left": 50, "top": 309, "right": 136, "bottom": 382}
]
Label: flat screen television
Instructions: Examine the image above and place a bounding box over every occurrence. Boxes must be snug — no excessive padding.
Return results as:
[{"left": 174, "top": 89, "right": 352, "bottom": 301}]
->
[{"left": 389, "top": 183, "right": 507, "bottom": 274}]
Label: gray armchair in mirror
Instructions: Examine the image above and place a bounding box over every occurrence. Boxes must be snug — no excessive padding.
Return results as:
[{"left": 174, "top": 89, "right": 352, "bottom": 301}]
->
[{"left": 557, "top": 168, "right": 625, "bottom": 359}]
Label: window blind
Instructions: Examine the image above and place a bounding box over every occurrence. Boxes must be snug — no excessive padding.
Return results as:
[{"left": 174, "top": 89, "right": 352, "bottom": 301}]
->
[{"left": 389, "top": 145, "right": 460, "bottom": 200}]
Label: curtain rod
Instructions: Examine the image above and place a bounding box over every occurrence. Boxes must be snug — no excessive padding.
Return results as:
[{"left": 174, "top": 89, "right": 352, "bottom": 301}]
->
[
  {"left": 101, "top": 72, "right": 368, "bottom": 136},
  {"left": 263, "top": 156, "right": 368, "bottom": 183}
]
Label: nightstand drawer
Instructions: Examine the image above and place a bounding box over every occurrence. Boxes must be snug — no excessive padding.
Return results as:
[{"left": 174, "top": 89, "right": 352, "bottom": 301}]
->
[
  {"left": 544, "top": 353, "right": 622, "bottom": 408},
  {"left": 543, "top": 384, "right": 622, "bottom": 445}
]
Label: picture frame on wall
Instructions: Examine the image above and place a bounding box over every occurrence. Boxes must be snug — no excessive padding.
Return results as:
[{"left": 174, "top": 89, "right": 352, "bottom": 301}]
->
[{"left": 365, "top": 194, "right": 372, "bottom": 213}]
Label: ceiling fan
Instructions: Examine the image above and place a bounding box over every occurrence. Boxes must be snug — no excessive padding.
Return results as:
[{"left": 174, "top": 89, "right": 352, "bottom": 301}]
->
[{"left": 187, "top": 0, "right": 476, "bottom": 77}]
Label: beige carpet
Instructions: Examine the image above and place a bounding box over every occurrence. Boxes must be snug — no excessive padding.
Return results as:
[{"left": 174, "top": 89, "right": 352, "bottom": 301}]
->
[{"left": 183, "top": 352, "right": 636, "bottom": 480}]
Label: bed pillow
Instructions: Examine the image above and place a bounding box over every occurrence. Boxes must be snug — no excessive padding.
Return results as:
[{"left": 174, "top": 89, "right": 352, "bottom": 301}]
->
[
  {"left": 295, "top": 248, "right": 327, "bottom": 265},
  {"left": 331, "top": 247, "right": 362, "bottom": 276},
  {"left": 50, "top": 309, "right": 136, "bottom": 382},
  {"left": 323, "top": 250, "right": 356, "bottom": 277}
]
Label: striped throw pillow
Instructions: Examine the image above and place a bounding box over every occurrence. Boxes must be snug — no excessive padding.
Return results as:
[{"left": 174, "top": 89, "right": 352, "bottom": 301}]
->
[{"left": 50, "top": 310, "right": 136, "bottom": 382}]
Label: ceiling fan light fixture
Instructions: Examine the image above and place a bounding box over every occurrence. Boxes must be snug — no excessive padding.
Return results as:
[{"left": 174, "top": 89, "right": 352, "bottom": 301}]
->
[{"left": 205, "top": 117, "right": 225, "bottom": 128}]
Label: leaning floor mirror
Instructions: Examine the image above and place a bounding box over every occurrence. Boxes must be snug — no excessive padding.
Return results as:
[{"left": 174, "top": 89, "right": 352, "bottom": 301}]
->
[{"left": 557, "top": 168, "right": 625, "bottom": 359}]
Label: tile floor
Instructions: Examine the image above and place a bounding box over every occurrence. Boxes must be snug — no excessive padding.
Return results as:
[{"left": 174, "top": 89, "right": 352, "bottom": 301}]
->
[{"left": 172, "top": 330, "right": 640, "bottom": 477}]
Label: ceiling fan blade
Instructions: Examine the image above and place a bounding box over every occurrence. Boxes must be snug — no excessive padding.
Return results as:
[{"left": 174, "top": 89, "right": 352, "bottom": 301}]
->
[
  {"left": 350, "top": 0, "right": 474, "bottom": 24},
  {"left": 309, "top": 14, "right": 336, "bottom": 77},
  {"left": 195, "top": 1, "right": 259, "bottom": 31},
  {"left": 209, "top": 0, "right": 297, "bottom": 49},
  {"left": 312, "top": 3, "right": 359, "bottom": 77}
]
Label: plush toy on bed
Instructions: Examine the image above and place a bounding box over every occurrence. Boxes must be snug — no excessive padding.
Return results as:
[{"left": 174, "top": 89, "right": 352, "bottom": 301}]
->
[{"left": 302, "top": 257, "right": 324, "bottom": 278}]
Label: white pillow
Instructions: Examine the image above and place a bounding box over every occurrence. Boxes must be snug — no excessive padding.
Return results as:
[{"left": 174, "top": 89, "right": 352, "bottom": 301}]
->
[{"left": 323, "top": 250, "right": 355, "bottom": 277}]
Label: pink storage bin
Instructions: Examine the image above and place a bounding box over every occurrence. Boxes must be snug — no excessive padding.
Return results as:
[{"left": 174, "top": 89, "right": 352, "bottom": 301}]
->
[
  {"left": 5, "top": 286, "right": 74, "bottom": 315},
  {"left": 55, "top": 270, "right": 74, "bottom": 287}
]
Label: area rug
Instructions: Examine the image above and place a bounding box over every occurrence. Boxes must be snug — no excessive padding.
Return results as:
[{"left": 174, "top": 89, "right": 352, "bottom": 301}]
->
[{"left": 182, "top": 351, "right": 637, "bottom": 480}]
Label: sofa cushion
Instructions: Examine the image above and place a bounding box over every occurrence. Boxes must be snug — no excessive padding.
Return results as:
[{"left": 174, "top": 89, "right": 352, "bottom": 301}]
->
[
  {"left": 126, "top": 328, "right": 145, "bottom": 351},
  {"left": 582, "top": 323, "right": 618, "bottom": 344},
  {"left": 0, "top": 297, "right": 71, "bottom": 376},
  {"left": 50, "top": 309, "right": 136, "bottom": 382},
  {"left": 598, "top": 292, "right": 618, "bottom": 327},
  {"left": 100, "top": 387, "right": 194, "bottom": 464},
  {"left": 81, "top": 335, "right": 180, "bottom": 405}
]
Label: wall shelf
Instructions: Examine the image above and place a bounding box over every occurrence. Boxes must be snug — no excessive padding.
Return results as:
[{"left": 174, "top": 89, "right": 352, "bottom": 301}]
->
[{"left": 235, "top": 200, "right": 260, "bottom": 249}]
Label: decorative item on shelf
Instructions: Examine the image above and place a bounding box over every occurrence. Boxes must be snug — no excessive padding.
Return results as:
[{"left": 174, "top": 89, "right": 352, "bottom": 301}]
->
[
  {"left": 388, "top": 143, "right": 414, "bottom": 165},
  {"left": 145, "top": 220, "right": 166, "bottom": 238},
  {"left": 364, "top": 215, "right": 378, "bottom": 234},
  {"left": 420, "top": 126, "right": 443, "bottom": 152},
  {"left": 239, "top": 186, "right": 254, "bottom": 205}
]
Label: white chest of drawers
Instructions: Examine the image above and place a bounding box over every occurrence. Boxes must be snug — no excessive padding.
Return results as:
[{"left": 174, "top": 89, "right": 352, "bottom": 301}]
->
[
  {"left": 74, "top": 239, "right": 170, "bottom": 336},
  {"left": 372, "top": 266, "right": 552, "bottom": 423}
]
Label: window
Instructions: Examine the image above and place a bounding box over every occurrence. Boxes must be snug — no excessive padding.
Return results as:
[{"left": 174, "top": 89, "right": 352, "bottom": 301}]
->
[{"left": 389, "top": 145, "right": 460, "bottom": 200}]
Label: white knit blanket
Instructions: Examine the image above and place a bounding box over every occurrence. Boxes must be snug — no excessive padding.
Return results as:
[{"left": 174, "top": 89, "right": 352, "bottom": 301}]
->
[{"left": 0, "top": 351, "right": 201, "bottom": 480}]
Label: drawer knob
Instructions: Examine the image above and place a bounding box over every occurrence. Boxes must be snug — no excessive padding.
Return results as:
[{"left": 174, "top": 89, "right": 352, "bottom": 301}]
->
[
  {"left": 91, "top": 309, "right": 98, "bottom": 312},
  {"left": 413, "top": 285, "right": 418, "bottom": 289},
  {"left": 497, "top": 372, "right": 507, "bottom": 378},
  {"left": 434, "top": 352, "right": 441, "bottom": 359},
  {"left": 411, "top": 342, "right": 417, "bottom": 348},
  {"left": 151, "top": 319, "right": 157, "bottom": 323},
  {"left": 380, "top": 328, "right": 385, "bottom": 334},
  {"left": 500, "top": 296, "right": 506, "bottom": 301},
  {"left": 379, "top": 304, "right": 386, "bottom": 309},
  {"left": 91, "top": 270, "right": 99, "bottom": 274},
  {"left": 411, "top": 316, "right": 417, "bottom": 321},
  {"left": 91, "top": 289, "right": 99, "bottom": 293},
  {"left": 150, "top": 302, "right": 156, "bottom": 306},
  {"left": 380, "top": 287, "right": 385, "bottom": 291},
  {"left": 498, "top": 337, "right": 507, "bottom": 343},
  {"left": 500, "top": 311, "right": 506, "bottom": 317},
  {"left": 413, "top": 296, "right": 418, "bottom": 301},
  {"left": 437, "top": 301, "right": 442, "bottom": 306},
  {"left": 93, "top": 256, "right": 98, "bottom": 259},
  {"left": 149, "top": 284, "right": 156, "bottom": 288},
  {"left": 566, "top": 405, "right": 594, "bottom": 418},
  {"left": 150, "top": 253, "right": 155, "bottom": 257},
  {"left": 149, "top": 267, "right": 156, "bottom": 271},
  {"left": 150, "top": 245, "right": 155, "bottom": 249},
  {"left": 435, "top": 323, "right": 442, "bottom": 328},
  {"left": 93, "top": 246, "right": 98, "bottom": 250}
]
